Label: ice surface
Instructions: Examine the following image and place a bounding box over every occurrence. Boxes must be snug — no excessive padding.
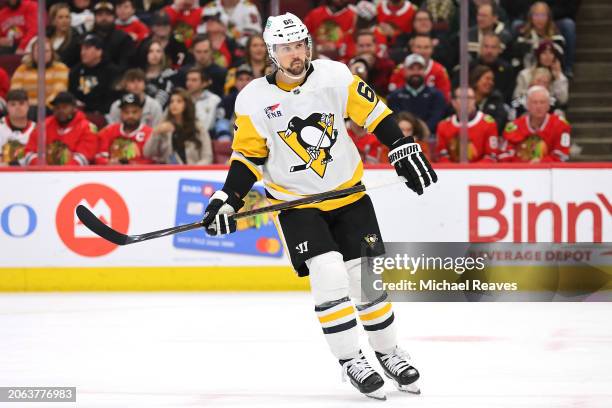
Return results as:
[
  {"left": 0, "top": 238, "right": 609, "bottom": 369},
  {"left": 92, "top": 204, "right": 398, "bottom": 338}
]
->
[{"left": 1, "top": 293, "right": 611, "bottom": 408}]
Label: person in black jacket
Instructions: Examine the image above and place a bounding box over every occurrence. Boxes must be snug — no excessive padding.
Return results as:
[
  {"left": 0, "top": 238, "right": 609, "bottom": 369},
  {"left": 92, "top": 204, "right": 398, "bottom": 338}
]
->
[
  {"left": 470, "top": 64, "right": 509, "bottom": 134},
  {"left": 68, "top": 34, "right": 121, "bottom": 114},
  {"left": 47, "top": 2, "right": 82, "bottom": 68},
  {"left": 88, "top": 1, "right": 135, "bottom": 71},
  {"left": 179, "top": 34, "right": 228, "bottom": 98},
  {"left": 136, "top": 11, "right": 189, "bottom": 69}
]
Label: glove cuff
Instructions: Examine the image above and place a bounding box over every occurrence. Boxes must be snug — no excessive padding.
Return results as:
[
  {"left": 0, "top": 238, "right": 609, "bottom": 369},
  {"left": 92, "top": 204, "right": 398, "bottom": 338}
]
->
[
  {"left": 388, "top": 138, "right": 422, "bottom": 165},
  {"left": 220, "top": 188, "right": 245, "bottom": 211}
]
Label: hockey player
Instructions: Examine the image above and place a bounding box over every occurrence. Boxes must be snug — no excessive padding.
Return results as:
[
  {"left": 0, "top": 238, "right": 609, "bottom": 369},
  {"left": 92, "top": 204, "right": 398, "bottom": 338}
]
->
[{"left": 201, "top": 13, "right": 437, "bottom": 400}]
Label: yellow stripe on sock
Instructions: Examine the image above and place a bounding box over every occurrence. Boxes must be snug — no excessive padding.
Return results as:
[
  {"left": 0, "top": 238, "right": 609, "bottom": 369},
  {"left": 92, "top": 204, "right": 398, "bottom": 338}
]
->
[
  {"left": 318, "top": 306, "right": 354, "bottom": 324},
  {"left": 359, "top": 302, "right": 392, "bottom": 321}
]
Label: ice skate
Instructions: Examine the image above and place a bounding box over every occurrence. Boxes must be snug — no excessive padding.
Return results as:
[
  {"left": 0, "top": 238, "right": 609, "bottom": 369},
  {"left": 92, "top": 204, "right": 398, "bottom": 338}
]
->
[
  {"left": 340, "top": 351, "right": 386, "bottom": 400},
  {"left": 375, "top": 347, "right": 421, "bottom": 394}
]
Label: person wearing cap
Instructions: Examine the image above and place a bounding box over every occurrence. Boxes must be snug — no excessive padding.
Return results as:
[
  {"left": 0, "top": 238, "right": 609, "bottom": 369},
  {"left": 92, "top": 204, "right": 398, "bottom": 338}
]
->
[
  {"left": 24, "top": 91, "right": 97, "bottom": 165},
  {"left": 107, "top": 68, "right": 164, "bottom": 128},
  {"left": 69, "top": 34, "right": 121, "bottom": 114},
  {"left": 88, "top": 0, "right": 135, "bottom": 71},
  {"left": 513, "top": 39, "right": 568, "bottom": 107},
  {"left": 387, "top": 53, "right": 447, "bottom": 134},
  {"left": 216, "top": 63, "right": 253, "bottom": 140},
  {"left": 10, "top": 37, "right": 69, "bottom": 114},
  {"left": 0, "top": 89, "right": 36, "bottom": 166},
  {"left": 136, "top": 11, "right": 189, "bottom": 69},
  {"left": 96, "top": 92, "right": 154, "bottom": 165},
  {"left": 0, "top": 0, "right": 38, "bottom": 55},
  {"left": 115, "top": 0, "right": 150, "bottom": 44}
]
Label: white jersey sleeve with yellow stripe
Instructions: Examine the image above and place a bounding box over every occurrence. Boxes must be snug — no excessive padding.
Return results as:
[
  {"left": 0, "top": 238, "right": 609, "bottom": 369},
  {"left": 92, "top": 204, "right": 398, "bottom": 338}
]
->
[{"left": 345, "top": 74, "right": 393, "bottom": 132}]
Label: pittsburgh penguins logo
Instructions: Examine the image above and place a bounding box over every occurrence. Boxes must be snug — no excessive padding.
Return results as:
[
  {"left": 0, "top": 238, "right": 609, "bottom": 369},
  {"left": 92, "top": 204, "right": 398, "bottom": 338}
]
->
[{"left": 277, "top": 113, "right": 338, "bottom": 178}]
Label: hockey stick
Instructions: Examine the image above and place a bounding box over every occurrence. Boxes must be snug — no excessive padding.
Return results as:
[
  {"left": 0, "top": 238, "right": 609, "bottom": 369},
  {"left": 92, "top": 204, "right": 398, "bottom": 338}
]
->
[
  {"left": 290, "top": 114, "right": 331, "bottom": 173},
  {"left": 75, "top": 175, "right": 407, "bottom": 246}
]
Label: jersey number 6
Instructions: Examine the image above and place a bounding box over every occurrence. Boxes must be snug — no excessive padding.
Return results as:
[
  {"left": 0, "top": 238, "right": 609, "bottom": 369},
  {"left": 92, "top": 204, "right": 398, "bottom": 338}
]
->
[{"left": 357, "top": 82, "right": 376, "bottom": 103}]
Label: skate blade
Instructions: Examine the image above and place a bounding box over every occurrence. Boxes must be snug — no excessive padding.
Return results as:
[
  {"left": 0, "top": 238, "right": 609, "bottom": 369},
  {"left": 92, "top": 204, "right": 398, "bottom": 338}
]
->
[
  {"left": 385, "top": 374, "right": 421, "bottom": 394},
  {"left": 365, "top": 389, "right": 387, "bottom": 401}
]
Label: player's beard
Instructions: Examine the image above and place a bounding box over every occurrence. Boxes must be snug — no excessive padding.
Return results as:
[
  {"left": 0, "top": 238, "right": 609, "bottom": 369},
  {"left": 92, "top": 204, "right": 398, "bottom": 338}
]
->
[{"left": 285, "top": 58, "right": 306, "bottom": 76}]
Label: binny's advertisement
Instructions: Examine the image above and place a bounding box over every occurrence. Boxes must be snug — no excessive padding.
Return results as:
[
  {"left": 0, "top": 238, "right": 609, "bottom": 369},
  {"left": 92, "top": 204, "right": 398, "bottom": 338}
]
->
[{"left": 0, "top": 166, "right": 610, "bottom": 268}]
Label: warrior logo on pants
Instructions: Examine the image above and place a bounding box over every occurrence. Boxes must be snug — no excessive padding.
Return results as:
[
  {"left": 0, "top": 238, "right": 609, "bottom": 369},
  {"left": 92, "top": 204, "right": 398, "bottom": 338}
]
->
[{"left": 277, "top": 113, "right": 338, "bottom": 178}]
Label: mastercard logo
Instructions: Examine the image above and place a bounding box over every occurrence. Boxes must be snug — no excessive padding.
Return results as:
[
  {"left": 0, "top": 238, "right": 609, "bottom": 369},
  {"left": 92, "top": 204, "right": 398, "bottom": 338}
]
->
[{"left": 256, "top": 237, "right": 281, "bottom": 255}]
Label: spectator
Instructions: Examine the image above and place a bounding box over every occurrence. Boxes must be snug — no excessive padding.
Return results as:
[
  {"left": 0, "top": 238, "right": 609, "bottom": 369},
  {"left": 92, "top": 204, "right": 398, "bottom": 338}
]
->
[
  {"left": 0, "top": 0, "right": 38, "bottom": 55},
  {"left": 70, "top": 0, "right": 94, "bottom": 35},
  {"left": 107, "top": 68, "right": 163, "bottom": 128},
  {"left": 10, "top": 37, "right": 70, "bottom": 114},
  {"left": 198, "top": 15, "right": 242, "bottom": 69},
  {"left": 353, "top": 30, "right": 395, "bottom": 97},
  {"left": 163, "top": 0, "right": 204, "bottom": 48},
  {"left": 144, "top": 88, "right": 213, "bottom": 165},
  {"left": 410, "top": 9, "right": 454, "bottom": 69},
  {"left": 347, "top": 119, "right": 388, "bottom": 164},
  {"left": 185, "top": 67, "right": 222, "bottom": 137},
  {"left": 89, "top": 1, "right": 135, "bottom": 71},
  {"left": 513, "top": 2, "right": 565, "bottom": 70},
  {"left": 348, "top": 57, "right": 370, "bottom": 82},
  {"left": 389, "top": 34, "right": 451, "bottom": 101},
  {"left": 128, "top": 0, "right": 167, "bottom": 13},
  {"left": 500, "top": 85, "right": 570, "bottom": 162},
  {"left": 514, "top": 40, "right": 568, "bottom": 107},
  {"left": 24, "top": 91, "right": 97, "bottom": 165},
  {"left": 181, "top": 34, "right": 227, "bottom": 97},
  {"left": 544, "top": 0, "right": 579, "bottom": 77},
  {"left": 0, "top": 89, "right": 35, "bottom": 166},
  {"left": 47, "top": 2, "right": 82, "bottom": 68},
  {"left": 96, "top": 93, "right": 153, "bottom": 165},
  {"left": 69, "top": 34, "right": 121, "bottom": 114},
  {"left": 376, "top": 0, "right": 418, "bottom": 41},
  {"left": 224, "top": 33, "right": 267, "bottom": 94},
  {"left": 137, "top": 11, "right": 189, "bottom": 68},
  {"left": 467, "top": 3, "right": 512, "bottom": 59},
  {"left": 396, "top": 111, "right": 431, "bottom": 159},
  {"left": 470, "top": 65, "right": 508, "bottom": 134},
  {"left": 509, "top": 67, "right": 564, "bottom": 120},
  {"left": 436, "top": 86, "right": 499, "bottom": 163},
  {"left": 115, "top": 0, "right": 150, "bottom": 44},
  {"left": 387, "top": 53, "right": 447, "bottom": 134},
  {"left": 473, "top": 33, "right": 515, "bottom": 102},
  {"left": 304, "top": 0, "right": 356, "bottom": 60},
  {"left": 202, "top": 0, "right": 263, "bottom": 46},
  {"left": 142, "top": 40, "right": 177, "bottom": 110},
  {"left": 221, "top": 64, "right": 253, "bottom": 122}
]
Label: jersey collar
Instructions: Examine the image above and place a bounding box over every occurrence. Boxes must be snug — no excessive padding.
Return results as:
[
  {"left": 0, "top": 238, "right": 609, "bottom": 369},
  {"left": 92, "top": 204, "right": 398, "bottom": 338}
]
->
[{"left": 266, "top": 63, "right": 315, "bottom": 92}]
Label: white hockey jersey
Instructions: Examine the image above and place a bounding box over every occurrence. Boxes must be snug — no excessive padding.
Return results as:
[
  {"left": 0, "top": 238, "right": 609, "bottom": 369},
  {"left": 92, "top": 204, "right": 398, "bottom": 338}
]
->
[
  {"left": 231, "top": 59, "right": 392, "bottom": 211},
  {"left": 0, "top": 117, "right": 36, "bottom": 165}
]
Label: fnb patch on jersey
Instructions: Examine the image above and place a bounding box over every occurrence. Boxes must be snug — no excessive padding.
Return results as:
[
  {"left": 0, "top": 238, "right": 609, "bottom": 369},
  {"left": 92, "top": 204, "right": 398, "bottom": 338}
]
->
[{"left": 264, "top": 103, "right": 283, "bottom": 118}]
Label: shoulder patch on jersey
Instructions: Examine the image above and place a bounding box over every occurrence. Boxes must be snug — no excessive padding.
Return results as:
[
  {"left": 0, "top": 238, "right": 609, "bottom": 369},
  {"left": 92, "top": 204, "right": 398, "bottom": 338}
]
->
[
  {"left": 504, "top": 122, "right": 518, "bottom": 133},
  {"left": 484, "top": 114, "right": 496, "bottom": 124}
]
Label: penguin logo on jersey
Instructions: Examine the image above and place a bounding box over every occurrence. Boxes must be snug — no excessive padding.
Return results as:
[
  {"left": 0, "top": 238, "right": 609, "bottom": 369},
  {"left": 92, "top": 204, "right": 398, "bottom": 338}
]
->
[{"left": 277, "top": 113, "right": 338, "bottom": 178}]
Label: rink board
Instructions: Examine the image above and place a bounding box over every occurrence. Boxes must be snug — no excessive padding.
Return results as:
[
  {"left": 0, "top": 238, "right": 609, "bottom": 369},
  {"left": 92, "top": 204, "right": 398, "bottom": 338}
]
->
[{"left": 0, "top": 164, "right": 610, "bottom": 291}]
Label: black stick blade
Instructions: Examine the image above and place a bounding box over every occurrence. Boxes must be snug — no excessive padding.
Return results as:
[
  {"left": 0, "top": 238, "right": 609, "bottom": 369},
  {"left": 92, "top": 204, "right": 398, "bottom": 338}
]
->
[{"left": 76, "top": 205, "right": 129, "bottom": 245}]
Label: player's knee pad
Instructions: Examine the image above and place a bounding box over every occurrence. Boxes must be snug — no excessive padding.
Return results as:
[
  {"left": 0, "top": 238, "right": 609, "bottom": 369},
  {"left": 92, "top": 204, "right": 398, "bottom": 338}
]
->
[
  {"left": 306, "top": 251, "right": 349, "bottom": 305},
  {"left": 345, "top": 258, "right": 363, "bottom": 303}
]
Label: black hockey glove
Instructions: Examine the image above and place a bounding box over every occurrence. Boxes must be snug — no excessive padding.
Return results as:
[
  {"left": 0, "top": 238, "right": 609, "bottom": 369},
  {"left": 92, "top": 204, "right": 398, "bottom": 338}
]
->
[
  {"left": 202, "top": 190, "right": 245, "bottom": 236},
  {"left": 388, "top": 137, "right": 438, "bottom": 195}
]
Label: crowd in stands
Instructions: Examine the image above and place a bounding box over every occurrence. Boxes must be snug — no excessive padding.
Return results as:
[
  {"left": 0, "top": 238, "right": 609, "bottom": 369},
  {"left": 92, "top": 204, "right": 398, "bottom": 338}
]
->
[{"left": 0, "top": 0, "right": 580, "bottom": 166}]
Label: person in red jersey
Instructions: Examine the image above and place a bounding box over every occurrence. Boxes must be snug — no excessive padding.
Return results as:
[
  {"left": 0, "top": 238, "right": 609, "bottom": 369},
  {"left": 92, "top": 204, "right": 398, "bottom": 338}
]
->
[
  {"left": 436, "top": 87, "right": 499, "bottom": 163},
  {"left": 303, "top": 0, "right": 356, "bottom": 60},
  {"left": 388, "top": 34, "right": 451, "bottom": 101},
  {"left": 0, "top": 89, "right": 35, "bottom": 166},
  {"left": 376, "top": 0, "right": 417, "bottom": 40},
  {"left": 500, "top": 85, "right": 570, "bottom": 163},
  {"left": 96, "top": 93, "right": 153, "bottom": 165},
  {"left": 0, "top": 0, "right": 37, "bottom": 55},
  {"left": 163, "top": 0, "right": 204, "bottom": 48},
  {"left": 24, "top": 92, "right": 97, "bottom": 165},
  {"left": 115, "top": 0, "right": 150, "bottom": 44}
]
